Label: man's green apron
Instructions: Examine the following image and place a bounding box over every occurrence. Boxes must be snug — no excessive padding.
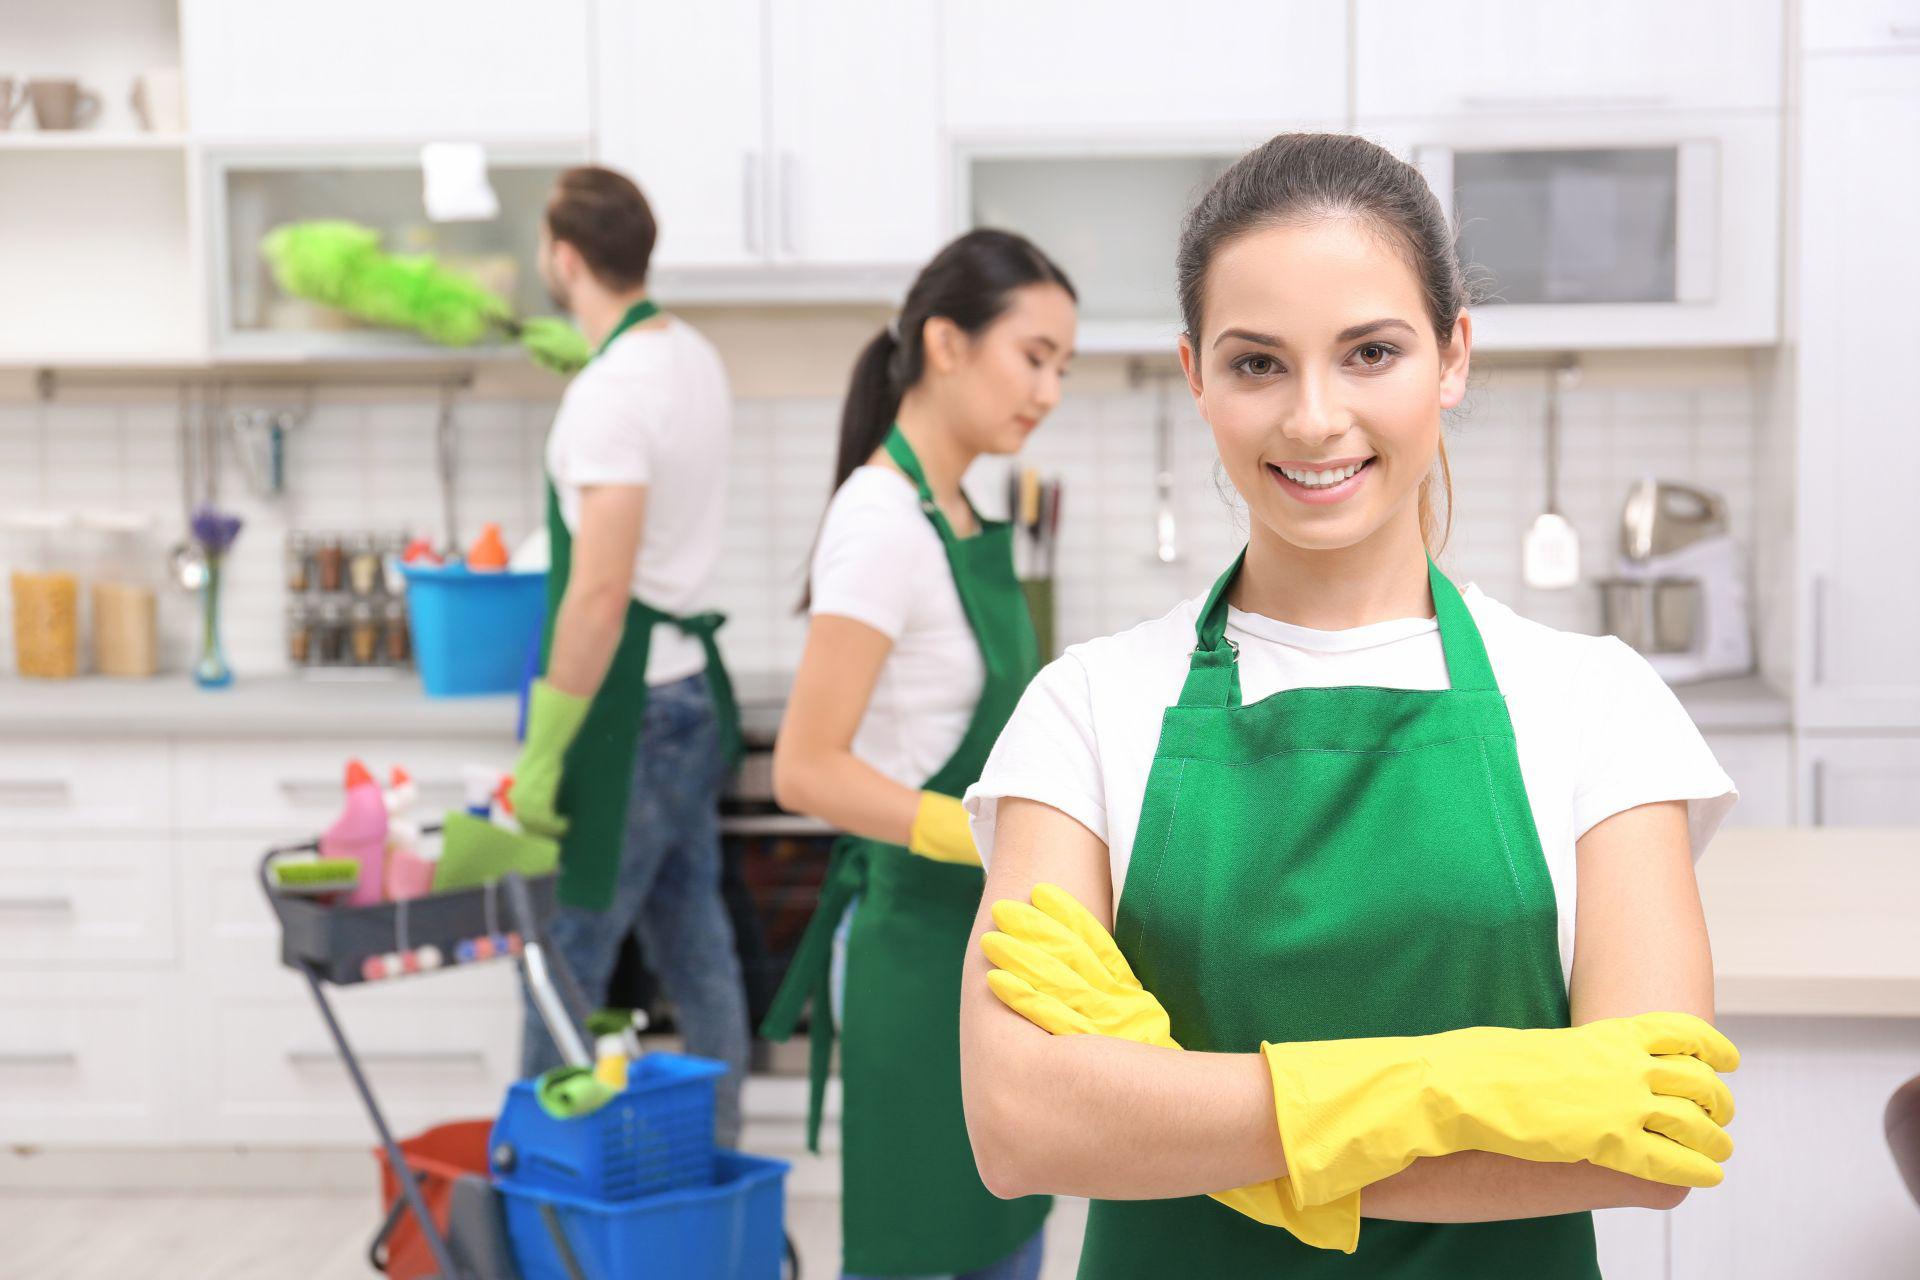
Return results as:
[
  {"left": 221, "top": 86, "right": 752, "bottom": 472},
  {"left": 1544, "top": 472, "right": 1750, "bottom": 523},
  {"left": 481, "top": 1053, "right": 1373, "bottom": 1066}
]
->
[
  {"left": 1077, "top": 550, "right": 1599, "bottom": 1278},
  {"left": 540, "top": 298, "right": 743, "bottom": 912},
  {"left": 761, "top": 426, "right": 1052, "bottom": 1275}
]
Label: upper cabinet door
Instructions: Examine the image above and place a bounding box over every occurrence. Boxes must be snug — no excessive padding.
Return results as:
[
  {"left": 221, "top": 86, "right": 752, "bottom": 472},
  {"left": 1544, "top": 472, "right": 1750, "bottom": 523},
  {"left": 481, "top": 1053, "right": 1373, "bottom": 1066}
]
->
[
  {"left": 183, "top": 0, "right": 590, "bottom": 142},
  {"left": 1804, "top": 0, "right": 1920, "bottom": 53},
  {"left": 943, "top": 0, "right": 1347, "bottom": 134},
  {"left": 768, "top": 0, "right": 942, "bottom": 266},
  {"left": 595, "top": 0, "right": 768, "bottom": 270},
  {"left": 1354, "top": 0, "right": 1783, "bottom": 118},
  {"left": 1795, "top": 54, "right": 1920, "bottom": 730}
]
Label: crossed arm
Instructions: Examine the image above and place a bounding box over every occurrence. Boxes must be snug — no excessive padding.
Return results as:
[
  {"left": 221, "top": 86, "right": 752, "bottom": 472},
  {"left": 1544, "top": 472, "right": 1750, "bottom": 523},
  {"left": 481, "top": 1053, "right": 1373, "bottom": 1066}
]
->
[{"left": 958, "top": 795, "right": 1717, "bottom": 1220}]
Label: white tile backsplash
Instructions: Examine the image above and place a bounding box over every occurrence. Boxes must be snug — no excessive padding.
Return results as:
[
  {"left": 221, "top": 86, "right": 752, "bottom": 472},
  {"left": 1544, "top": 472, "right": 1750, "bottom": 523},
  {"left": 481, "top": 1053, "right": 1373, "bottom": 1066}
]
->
[{"left": 0, "top": 355, "right": 1771, "bottom": 681}]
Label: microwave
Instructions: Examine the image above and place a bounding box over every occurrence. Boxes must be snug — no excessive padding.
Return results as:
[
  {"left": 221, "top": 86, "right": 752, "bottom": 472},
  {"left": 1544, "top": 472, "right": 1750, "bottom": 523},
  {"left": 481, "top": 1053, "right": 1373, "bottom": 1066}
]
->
[{"left": 1365, "top": 113, "right": 1781, "bottom": 350}]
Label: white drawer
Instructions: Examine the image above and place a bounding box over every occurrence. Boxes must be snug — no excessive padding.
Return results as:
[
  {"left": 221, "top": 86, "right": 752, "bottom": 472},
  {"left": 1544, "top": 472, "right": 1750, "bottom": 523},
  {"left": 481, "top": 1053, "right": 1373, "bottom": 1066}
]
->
[
  {"left": 0, "top": 840, "right": 176, "bottom": 966},
  {"left": 0, "top": 740, "right": 170, "bottom": 832},
  {"left": 190, "top": 984, "right": 523, "bottom": 1144},
  {"left": 174, "top": 738, "right": 506, "bottom": 835},
  {"left": 0, "top": 971, "right": 177, "bottom": 1144}
]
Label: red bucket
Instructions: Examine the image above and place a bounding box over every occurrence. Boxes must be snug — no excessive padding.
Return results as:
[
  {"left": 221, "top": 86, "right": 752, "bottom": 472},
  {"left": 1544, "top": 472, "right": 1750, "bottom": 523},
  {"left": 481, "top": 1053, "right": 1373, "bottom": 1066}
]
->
[{"left": 373, "top": 1119, "right": 493, "bottom": 1280}]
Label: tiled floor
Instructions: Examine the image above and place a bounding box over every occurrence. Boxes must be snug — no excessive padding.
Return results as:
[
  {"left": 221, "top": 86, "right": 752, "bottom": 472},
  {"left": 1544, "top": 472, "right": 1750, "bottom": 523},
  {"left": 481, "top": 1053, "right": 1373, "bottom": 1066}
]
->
[{"left": 0, "top": 1188, "right": 1090, "bottom": 1279}]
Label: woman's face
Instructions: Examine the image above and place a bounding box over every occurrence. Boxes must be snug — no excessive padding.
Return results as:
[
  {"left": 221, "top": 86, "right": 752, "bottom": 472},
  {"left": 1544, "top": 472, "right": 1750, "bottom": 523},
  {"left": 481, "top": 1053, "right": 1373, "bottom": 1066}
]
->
[
  {"left": 927, "top": 282, "right": 1077, "bottom": 456},
  {"left": 1179, "top": 218, "right": 1470, "bottom": 554}
]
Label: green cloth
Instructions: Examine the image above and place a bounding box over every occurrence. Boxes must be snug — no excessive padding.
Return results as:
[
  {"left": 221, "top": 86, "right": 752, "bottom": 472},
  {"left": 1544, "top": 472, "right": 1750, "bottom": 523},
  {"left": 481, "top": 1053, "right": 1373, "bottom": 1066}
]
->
[
  {"left": 535, "top": 1065, "right": 616, "bottom": 1120},
  {"left": 1075, "top": 551, "right": 1597, "bottom": 1277},
  {"left": 541, "top": 299, "right": 744, "bottom": 912},
  {"left": 431, "top": 811, "right": 558, "bottom": 894},
  {"left": 761, "top": 425, "right": 1051, "bottom": 1275}
]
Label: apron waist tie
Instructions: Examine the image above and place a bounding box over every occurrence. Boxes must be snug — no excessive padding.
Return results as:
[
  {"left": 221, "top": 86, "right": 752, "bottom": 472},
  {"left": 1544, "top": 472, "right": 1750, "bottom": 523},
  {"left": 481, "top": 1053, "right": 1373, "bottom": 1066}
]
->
[
  {"left": 670, "top": 610, "right": 743, "bottom": 769},
  {"left": 760, "top": 840, "right": 869, "bottom": 1153}
]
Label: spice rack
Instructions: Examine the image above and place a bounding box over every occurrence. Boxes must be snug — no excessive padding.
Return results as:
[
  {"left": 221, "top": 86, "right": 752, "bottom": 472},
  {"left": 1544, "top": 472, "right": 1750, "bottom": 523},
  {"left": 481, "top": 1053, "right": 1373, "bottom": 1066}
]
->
[{"left": 285, "top": 530, "right": 414, "bottom": 677}]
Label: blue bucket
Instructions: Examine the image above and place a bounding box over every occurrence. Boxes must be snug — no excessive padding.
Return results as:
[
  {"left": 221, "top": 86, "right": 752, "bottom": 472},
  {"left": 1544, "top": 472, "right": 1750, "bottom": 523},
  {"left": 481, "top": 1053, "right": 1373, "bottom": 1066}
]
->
[
  {"left": 401, "top": 564, "right": 548, "bottom": 698},
  {"left": 500, "top": 1150, "right": 789, "bottom": 1280}
]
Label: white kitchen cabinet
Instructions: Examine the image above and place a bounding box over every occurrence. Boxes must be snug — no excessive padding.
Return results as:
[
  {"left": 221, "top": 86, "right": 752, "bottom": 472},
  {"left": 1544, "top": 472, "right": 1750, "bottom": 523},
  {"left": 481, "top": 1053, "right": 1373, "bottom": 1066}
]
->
[
  {"left": 0, "top": 840, "right": 177, "bottom": 967},
  {"left": 942, "top": 0, "right": 1346, "bottom": 135},
  {"left": 182, "top": 0, "right": 591, "bottom": 143},
  {"left": 1794, "top": 54, "right": 1920, "bottom": 729},
  {"left": 1354, "top": 0, "right": 1783, "bottom": 119},
  {"left": 1798, "top": 735, "right": 1920, "bottom": 827},
  {"left": 1803, "top": 0, "right": 1920, "bottom": 53},
  {"left": 1705, "top": 732, "right": 1794, "bottom": 828},
  {"left": 0, "top": 971, "right": 183, "bottom": 1144},
  {"left": 597, "top": 0, "right": 940, "bottom": 284}
]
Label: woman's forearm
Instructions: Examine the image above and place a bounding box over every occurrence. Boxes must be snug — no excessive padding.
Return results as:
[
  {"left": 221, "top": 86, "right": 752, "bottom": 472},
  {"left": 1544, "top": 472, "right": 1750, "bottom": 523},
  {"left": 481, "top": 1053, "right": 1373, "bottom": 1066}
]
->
[
  {"left": 1362, "top": 1152, "right": 1687, "bottom": 1222},
  {"left": 772, "top": 743, "right": 919, "bottom": 848}
]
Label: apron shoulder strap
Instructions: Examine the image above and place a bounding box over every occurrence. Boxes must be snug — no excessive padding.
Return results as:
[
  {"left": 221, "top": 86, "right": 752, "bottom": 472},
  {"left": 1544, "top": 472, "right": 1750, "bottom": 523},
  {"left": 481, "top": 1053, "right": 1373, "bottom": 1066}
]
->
[{"left": 1428, "top": 558, "right": 1498, "bottom": 693}]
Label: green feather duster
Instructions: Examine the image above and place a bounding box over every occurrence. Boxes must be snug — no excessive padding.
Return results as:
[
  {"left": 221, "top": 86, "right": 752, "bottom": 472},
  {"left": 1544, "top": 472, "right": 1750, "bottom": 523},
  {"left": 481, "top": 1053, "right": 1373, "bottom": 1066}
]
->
[{"left": 260, "top": 220, "right": 590, "bottom": 373}]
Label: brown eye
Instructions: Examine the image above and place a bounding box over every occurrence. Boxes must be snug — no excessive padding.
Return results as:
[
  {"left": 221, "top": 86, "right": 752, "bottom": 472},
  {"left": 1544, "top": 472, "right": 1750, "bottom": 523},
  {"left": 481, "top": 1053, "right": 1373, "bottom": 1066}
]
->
[
  {"left": 1356, "top": 343, "right": 1395, "bottom": 367},
  {"left": 1238, "top": 354, "right": 1278, "bottom": 376}
]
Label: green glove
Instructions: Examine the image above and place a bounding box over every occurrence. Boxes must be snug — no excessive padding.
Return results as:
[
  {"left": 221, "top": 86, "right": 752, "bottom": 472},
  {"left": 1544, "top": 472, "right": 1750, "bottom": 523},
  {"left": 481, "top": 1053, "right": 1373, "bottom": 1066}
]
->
[{"left": 510, "top": 680, "right": 591, "bottom": 839}]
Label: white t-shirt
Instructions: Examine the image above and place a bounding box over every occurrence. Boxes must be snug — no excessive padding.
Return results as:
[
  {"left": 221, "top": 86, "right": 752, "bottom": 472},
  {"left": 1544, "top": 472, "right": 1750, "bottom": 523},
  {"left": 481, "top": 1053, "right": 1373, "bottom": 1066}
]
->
[
  {"left": 809, "top": 465, "right": 982, "bottom": 788},
  {"left": 964, "top": 586, "right": 1737, "bottom": 988},
  {"left": 545, "top": 317, "right": 731, "bottom": 686}
]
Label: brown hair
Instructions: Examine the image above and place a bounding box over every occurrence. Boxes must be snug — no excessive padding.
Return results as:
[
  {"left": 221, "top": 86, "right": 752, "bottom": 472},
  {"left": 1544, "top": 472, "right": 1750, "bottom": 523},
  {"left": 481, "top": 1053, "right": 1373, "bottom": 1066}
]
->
[
  {"left": 546, "top": 166, "right": 657, "bottom": 292},
  {"left": 1176, "top": 132, "right": 1479, "bottom": 552}
]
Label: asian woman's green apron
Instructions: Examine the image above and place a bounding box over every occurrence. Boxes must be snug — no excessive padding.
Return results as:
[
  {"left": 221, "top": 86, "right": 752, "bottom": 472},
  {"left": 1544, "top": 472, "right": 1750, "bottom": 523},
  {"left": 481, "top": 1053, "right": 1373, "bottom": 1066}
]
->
[
  {"left": 540, "top": 298, "right": 743, "bottom": 912},
  {"left": 761, "top": 426, "right": 1052, "bottom": 1275},
  {"left": 1076, "top": 550, "right": 1599, "bottom": 1278}
]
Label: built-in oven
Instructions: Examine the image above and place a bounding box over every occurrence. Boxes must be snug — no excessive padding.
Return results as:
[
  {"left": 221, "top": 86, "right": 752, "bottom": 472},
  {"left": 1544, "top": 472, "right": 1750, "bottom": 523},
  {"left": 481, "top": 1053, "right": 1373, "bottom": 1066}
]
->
[{"left": 1364, "top": 111, "right": 1780, "bottom": 350}]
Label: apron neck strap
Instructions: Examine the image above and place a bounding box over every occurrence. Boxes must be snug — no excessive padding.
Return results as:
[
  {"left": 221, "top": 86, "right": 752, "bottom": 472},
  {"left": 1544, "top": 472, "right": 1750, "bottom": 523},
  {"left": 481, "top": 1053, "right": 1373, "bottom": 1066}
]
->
[
  {"left": 1180, "top": 548, "right": 1497, "bottom": 708},
  {"left": 883, "top": 423, "right": 977, "bottom": 542},
  {"left": 595, "top": 297, "right": 661, "bottom": 359}
]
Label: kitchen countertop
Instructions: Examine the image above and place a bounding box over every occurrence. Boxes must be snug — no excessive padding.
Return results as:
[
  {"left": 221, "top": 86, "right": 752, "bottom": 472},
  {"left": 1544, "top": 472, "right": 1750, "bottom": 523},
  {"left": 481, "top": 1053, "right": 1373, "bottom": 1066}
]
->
[
  {"left": 1701, "top": 827, "right": 1920, "bottom": 1017},
  {"left": 0, "top": 669, "right": 796, "bottom": 740},
  {"left": 3, "top": 668, "right": 1789, "bottom": 738}
]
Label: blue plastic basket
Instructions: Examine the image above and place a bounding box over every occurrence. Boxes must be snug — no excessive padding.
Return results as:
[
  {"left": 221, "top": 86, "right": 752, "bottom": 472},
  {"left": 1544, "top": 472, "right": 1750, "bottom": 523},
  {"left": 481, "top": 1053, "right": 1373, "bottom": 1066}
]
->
[
  {"left": 492, "top": 1054, "right": 726, "bottom": 1203},
  {"left": 501, "top": 1150, "right": 789, "bottom": 1280},
  {"left": 400, "top": 564, "right": 547, "bottom": 698}
]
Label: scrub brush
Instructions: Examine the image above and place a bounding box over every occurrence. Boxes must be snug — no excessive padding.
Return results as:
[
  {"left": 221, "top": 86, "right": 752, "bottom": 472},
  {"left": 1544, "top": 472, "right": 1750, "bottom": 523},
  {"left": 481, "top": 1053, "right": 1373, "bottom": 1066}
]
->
[
  {"left": 260, "top": 220, "right": 592, "bottom": 374},
  {"left": 270, "top": 858, "right": 364, "bottom": 894}
]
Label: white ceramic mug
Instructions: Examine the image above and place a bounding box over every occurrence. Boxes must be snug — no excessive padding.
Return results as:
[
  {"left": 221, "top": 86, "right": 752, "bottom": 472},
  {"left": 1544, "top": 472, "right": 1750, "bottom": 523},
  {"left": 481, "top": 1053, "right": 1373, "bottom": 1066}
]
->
[
  {"left": 27, "top": 78, "right": 101, "bottom": 131},
  {"left": 0, "top": 78, "right": 28, "bottom": 130}
]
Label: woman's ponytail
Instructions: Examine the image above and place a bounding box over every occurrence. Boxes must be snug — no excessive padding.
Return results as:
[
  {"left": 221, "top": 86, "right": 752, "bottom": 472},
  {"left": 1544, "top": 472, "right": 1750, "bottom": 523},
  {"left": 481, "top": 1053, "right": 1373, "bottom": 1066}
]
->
[{"left": 832, "top": 326, "right": 906, "bottom": 495}]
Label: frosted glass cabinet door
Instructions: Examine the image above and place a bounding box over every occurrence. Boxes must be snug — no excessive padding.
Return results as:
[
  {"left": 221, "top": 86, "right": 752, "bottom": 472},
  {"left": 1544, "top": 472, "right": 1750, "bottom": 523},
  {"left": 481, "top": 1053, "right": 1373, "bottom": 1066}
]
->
[{"left": 183, "top": 0, "right": 590, "bottom": 142}]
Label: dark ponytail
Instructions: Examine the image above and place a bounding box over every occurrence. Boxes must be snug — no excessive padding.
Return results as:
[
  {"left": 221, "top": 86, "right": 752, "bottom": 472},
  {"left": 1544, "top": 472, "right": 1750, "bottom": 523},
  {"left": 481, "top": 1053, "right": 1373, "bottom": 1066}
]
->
[
  {"left": 830, "top": 228, "right": 1075, "bottom": 495},
  {"left": 801, "top": 229, "right": 1075, "bottom": 609}
]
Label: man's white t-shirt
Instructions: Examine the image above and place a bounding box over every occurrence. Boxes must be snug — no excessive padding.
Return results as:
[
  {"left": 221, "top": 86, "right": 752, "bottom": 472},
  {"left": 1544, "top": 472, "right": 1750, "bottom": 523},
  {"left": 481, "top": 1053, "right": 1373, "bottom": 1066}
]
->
[
  {"left": 545, "top": 317, "right": 731, "bottom": 686},
  {"left": 809, "top": 465, "right": 981, "bottom": 788},
  {"left": 964, "top": 586, "right": 1737, "bottom": 988}
]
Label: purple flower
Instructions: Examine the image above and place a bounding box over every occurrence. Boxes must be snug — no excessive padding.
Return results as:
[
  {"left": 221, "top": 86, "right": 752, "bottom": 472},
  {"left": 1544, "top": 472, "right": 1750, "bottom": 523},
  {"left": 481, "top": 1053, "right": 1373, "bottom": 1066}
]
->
[{"left": 190, "top": 505, "right": 244, "bottom": 555}]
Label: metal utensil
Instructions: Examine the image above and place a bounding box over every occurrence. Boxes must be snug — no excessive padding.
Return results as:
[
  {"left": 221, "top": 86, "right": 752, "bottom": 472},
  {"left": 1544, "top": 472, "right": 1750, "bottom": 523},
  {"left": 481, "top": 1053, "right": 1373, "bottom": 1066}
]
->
[
  {"left": 1522, "top": 358, "right": 1582, "bottom": 589},
  {"left": 1153, "top": 375, "right": 1177, "bottom": 564}
]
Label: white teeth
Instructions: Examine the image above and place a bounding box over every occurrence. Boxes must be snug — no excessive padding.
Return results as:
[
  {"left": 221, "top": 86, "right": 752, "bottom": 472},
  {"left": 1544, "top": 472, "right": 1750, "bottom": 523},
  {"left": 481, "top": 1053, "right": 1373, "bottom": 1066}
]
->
[{"left": 1278, "top": 461, "right": 1367, "bottom": 487}]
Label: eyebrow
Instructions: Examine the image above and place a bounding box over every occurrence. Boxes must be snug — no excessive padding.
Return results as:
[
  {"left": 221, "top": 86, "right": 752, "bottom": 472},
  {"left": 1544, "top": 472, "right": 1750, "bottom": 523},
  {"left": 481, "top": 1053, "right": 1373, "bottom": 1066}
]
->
[{"left": 1211, "top": 318, "right": 1417, "bottom": 350}]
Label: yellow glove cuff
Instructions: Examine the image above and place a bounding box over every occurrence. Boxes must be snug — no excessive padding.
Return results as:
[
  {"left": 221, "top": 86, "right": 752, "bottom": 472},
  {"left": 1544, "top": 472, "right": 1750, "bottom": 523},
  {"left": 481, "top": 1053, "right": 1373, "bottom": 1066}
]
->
[{"left": 907, "top": 791, "right": 982, "bottom": 866}]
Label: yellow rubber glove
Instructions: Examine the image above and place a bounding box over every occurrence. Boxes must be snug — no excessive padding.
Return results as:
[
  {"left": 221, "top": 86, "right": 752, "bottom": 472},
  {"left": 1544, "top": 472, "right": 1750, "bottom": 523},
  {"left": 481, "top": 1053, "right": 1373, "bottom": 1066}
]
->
[
  {"left": 982, "top": 884, "right": 1362, "bottom": 1253},
  {"left": 509, "top": 680, "right": 591, "bottom": 839},
  {"left": 1263, "top": 1011, "right": 1739, "bottom": 1210},
  {"left": 906, "top": 791, "right": 982, "bottom": 866}
]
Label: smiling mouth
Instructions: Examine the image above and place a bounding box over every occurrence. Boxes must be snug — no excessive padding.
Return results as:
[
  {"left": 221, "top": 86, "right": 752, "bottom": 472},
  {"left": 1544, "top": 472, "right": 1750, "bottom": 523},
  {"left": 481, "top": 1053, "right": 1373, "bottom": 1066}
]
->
[{"left": 1271, "top": 458, "right": 1376, "bottom": 489}]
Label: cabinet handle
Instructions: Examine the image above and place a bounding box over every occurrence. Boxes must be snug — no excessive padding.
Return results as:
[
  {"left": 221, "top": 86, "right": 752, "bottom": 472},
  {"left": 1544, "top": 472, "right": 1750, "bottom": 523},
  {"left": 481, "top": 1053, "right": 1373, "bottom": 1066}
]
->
[
  {"left": 1810, "top": 575, "right": 1827, "bottom": 687},
  {"left": 1458, "top": 93, "right": 1671, "bottom": 111},
  {"left": 0, "top": 1051, "right": 78, "bottom": 1068},
  {"left": 1811, "top": 759, "right": 1826, "bottom": 828},
  {"left": 0, "top": 779, "right": 72, "bottom": 806},
  {"left": 287, "top": 1049, "right": 487, "bottom": 1070},
  {"left": 0, "top": 895, "right": 75, "bottom": 914},
  {"left": 719, "top": 813, "right": 836, "bottom": 837},
  {"left": 780, "top": 151, "right": 799, "bottom": 257},
  {"left": 743, "top": 152, "right": 763, "bottom": 255}
]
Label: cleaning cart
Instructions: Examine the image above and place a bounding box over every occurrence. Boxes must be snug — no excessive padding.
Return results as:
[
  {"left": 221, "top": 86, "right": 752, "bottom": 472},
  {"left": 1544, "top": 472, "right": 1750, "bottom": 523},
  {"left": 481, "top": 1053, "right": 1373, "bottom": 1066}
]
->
[{"left": 260, "top": 831, "right": 794, "bottom": 1279}]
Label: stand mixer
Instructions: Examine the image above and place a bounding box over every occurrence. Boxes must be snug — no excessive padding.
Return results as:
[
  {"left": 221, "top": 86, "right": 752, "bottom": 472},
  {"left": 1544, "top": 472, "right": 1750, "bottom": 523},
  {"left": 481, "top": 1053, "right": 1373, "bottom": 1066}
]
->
[{"left": 1597, "top": 480, "right": 1753, "bottom": 684}]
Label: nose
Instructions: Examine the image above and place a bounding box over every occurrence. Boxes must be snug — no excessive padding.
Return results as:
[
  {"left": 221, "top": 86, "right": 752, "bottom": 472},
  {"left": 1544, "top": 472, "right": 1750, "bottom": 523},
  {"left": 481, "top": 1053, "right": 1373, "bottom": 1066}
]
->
[
  {"left": 1282, "top": 364, "right": 1348, "bottom": 448},
  {"left": 1033, "top": 366, "right": 1063, "bottom": 415}
]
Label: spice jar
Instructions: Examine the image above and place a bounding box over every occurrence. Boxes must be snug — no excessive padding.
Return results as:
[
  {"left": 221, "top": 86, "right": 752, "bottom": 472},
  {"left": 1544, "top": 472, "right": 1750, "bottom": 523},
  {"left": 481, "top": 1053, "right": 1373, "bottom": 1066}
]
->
[
  {"left": 314, "top": 534, "right": 345, "bottom": 593},
  {"left": 348, "top": 600, "right": 380, "bottom": 665},
  {"left": 287, "top": 599, "right": 313, "bottom": 666},
  {"left": 314, "top": 598, "right": 347, "bottom": 665},
  {"left": 347, "top": 533, "right": 382, "bottom": 598},
  {"left": 383, "top": 598, "right": 411, "bottom": 665},
  {"left": 11, "top": 571, "right": 79, "bottom": 678},
  {"left": 285, "top": 532, "right": 312, "bottom": 593}
]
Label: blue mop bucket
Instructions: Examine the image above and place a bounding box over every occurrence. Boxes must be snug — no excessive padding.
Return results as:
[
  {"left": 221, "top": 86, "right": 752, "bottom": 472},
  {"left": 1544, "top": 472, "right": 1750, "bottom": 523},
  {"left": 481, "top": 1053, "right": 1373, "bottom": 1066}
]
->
[
  {"left": 400, "top": 564, "right": 547, "bottom": 697},
  {"left": 500, "top": 1150, "right": 790, "bottom": 1280}
]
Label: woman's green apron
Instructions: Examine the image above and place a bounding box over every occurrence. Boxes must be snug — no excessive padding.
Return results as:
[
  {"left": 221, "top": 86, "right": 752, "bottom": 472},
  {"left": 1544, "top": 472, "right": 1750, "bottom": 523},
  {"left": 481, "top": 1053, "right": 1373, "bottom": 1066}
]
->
[
  {"left": 540, "top": 298, "right": 743, "bottom": 912},
  {"left": 762, "top": 426, "right": 1052, "bottom": 1275},
  {"left": 1077, "top": 550, "right": 1599, "bottom": 1278}
]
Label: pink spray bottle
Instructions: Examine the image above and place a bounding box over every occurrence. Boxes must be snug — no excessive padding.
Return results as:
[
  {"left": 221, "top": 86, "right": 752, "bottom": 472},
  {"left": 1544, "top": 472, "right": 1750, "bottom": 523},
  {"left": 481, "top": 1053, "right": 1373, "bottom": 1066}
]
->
[{"left": 322, "top": 759, "right": 390, "bottom": 907}]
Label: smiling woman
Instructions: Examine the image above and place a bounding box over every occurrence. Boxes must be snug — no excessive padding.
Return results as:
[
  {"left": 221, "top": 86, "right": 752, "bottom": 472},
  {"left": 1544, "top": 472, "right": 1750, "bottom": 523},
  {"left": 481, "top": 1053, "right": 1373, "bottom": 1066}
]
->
[{"left": 958, "top": 132, "right": 1741, "bottom": 1278}]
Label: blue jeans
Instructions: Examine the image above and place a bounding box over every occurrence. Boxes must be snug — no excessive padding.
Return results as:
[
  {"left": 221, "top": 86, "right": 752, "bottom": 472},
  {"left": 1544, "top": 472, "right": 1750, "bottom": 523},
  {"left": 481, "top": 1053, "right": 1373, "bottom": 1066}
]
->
[
  {"left": 519, "top": 671, "right": 750, "bottom": 1148},
  {"left": 841, "top": 1228, "right": 1045, "bottom": 1280}
]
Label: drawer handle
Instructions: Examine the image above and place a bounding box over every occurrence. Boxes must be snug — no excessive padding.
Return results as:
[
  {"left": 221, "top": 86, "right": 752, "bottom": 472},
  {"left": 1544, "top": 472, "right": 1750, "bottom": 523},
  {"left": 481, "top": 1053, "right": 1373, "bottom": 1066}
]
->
[
  {"left": 0, "top": 1051, "right": 78, "bottom": 1068},
  {"left": 287, "top": 1049, "right": 487, "bottom": 1070},
  {"left": 281, "top": 780, "right": 462, "bottom": 805},
  {"left": 0, "top": 779, "right": 72, "bottom": 806},
  {"left": 720, "top": 814, "right": 838, "bottom": 837},
  {"left": 0, "top": 895, "right": 75, "bottom": 914}
]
